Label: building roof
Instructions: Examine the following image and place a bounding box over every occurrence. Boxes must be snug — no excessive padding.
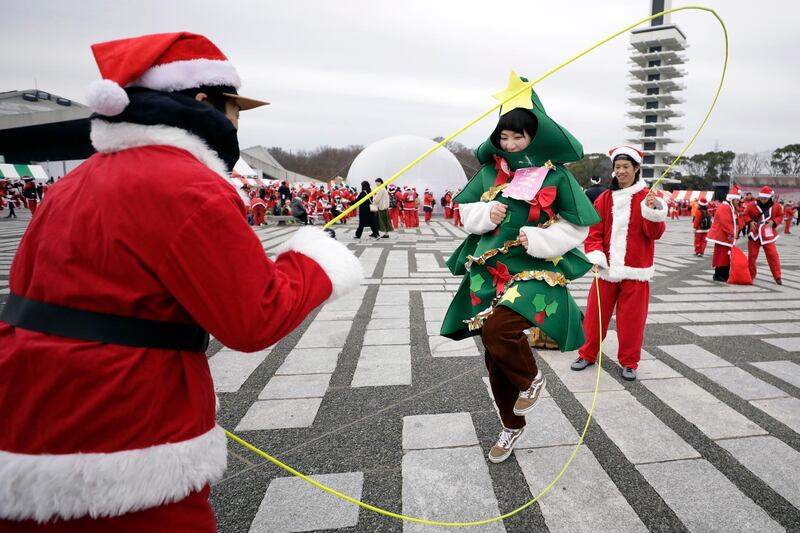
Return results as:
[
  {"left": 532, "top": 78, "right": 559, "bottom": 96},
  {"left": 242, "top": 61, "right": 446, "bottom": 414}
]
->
[
  {"left": 0, "top": 90, "right": 91, "bottom": 131},
  {"left": 240, "top": 145, "right": 321, "bottom": 184}
]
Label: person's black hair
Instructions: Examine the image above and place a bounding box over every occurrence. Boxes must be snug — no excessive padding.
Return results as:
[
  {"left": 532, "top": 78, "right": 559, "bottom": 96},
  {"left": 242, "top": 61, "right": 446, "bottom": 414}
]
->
[
  {"left": 361, "top": 180, "right": 371, "bottom": 193},
  {"left": 490, "top": 109, "right": 538, "bottom": 150},
  {"left": 176, "top": 85, "right": 237, "bottom": 114},
  {"left": 375, "top": 178, "right": 384, "bottom": 184}
]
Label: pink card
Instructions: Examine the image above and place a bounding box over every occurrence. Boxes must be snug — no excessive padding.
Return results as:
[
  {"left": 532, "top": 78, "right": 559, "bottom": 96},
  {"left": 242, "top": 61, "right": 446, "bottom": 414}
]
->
[{"left": 503, "top": 166, "right": 549, "bottom": 202}]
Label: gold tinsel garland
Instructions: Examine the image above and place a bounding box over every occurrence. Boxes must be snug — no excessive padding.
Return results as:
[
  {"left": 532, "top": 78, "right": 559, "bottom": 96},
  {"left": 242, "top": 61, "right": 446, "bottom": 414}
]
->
[{"left": 464, "top": 216, "right": 559, "bottom": 271}]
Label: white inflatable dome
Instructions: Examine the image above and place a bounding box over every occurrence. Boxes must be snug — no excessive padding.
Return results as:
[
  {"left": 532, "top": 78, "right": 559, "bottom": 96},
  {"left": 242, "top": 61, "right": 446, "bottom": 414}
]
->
[{"left": 346, "top": 136, "right": 468, "bottom": 214}]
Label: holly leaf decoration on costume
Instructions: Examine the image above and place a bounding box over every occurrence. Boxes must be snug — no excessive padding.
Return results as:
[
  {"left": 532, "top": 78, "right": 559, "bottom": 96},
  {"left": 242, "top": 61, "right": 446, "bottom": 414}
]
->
[
  {"left": 534, "top": 310, "right": 546, "bottom": 324},
  {"left": 470, "top": 292, "right": 482, "bottom": 306},
  {"left": 500, "top": 284, "right": 522, "bottom": 303},
  {"left": 533, "top": 293, "right": 547, "bottom": 312},
  {"left": 469, "top": 274, "right": 485, "bottom": 293},
  {"left": 545, "top": 301, "right": 559, "bottom": 316},
  {"left": 486, "top": 261, "right": 512, "bottom": 296},
  {"left": 546, "top": 256, "right": 563, "bottom": 267},
  {"left": 502, "top": 210, "right": 512, "bottom": 226}
]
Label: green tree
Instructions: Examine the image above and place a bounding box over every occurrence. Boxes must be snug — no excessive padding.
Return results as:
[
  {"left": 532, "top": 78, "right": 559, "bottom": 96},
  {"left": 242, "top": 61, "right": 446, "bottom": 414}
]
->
[
  {"left": 770, "top": 144, "right": 800, "bottom": 175},
  {"left": 680, "top": 150, "right": 736, "bottom": 181},
  {"left": 565, "top": 153, "right": 612, "bottom": 187}
]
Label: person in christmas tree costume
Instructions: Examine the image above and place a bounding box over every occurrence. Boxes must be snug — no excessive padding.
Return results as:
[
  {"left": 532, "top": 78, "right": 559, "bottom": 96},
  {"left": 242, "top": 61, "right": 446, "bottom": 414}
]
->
[{"left": 440, "top": 72, "right": 600, "bottom": 463}]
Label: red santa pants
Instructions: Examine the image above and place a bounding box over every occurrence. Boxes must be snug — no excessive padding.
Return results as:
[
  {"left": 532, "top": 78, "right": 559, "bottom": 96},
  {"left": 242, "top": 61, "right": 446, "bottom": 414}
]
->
[
  {"left": 711, "top": 243, "right": 730, "bottom": 267},
  {"left": 747, "top": 239, "right": 781, "bottom": 281},
  {"left": 481, "top": 306, "right": 538, "bottom": 430},
  {"left": 27, "top": 199, "right": 37, "bottom": 215},
  {"left": 0, "top": 485, "right": 215, "bottom": 533},
  {"left": 453, "top": 209, "right": 461, "bottom": 227},
  {"left": 390, "top": 207, "right": 400, "bottom": 229},
  {"left": 252, "top": 205, "right": 266, "bottom": 226},
  {"left": 424, "top": 209, "right": 432, "bottom": 223},
  {"left": 785, "top": 219, "right": 793, "bottom": 234},
  {"left": 693, "top": 232, "right": 708, "bottom": 255},
  {"left": 444, "top": 207, "right": 452, "bottom": 218},
  {"left": 578, "top": 278, "right": 649, "bottom": 370}
]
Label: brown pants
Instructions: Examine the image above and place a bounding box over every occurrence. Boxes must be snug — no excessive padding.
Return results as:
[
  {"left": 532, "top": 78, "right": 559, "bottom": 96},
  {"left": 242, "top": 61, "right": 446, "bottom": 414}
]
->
[{"left": 481, "top": 306, "right": 538, "bottom": 430}]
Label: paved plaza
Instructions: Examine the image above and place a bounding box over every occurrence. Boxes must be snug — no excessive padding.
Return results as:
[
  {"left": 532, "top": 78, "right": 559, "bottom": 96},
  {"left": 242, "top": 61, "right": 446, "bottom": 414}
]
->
[{"left": 2, "top": 212, "right": 799, "bottom": 532}]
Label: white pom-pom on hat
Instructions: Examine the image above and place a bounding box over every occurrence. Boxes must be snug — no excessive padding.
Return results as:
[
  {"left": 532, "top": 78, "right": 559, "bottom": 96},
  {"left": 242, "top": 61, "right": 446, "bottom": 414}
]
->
[{"left": 86, "top": 79, "right": 130, "bottom": 116}]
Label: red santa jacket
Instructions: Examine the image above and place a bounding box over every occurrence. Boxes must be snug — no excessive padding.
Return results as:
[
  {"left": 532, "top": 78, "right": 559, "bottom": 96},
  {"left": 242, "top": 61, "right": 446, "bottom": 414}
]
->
[
  {"left": 745, "top": 200, "right": 783, "bottom": 245},
  {"left": 706, "top": 200, "right": 737, "bottom": 247},
  {"left": 423, "top": 192, "right": 435, "bottom": 209},
  {"left": 0, "top": 121, "right": 362, "bottom": 523},
  {"left": 693, "top": 207, "right": 711, "bottom": 233},
  {"left": 583, "top": 179, "right": 667, "bottom": 282},
  {"left": 250, "top": 196, "right": 267, "bottom": 209}
]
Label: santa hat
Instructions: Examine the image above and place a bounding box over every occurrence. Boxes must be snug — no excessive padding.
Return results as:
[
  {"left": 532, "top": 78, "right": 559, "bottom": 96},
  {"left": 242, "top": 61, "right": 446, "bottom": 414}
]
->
[
  {"left": 590, "top": 175, "right": 601, "bottom": 185},
  {"left": 758, "top": 186, "right": 774, "bottom": 198},
  {"left": 609, "top": 146, "right": 644, "bottom": 165},
  {"left": 727, "top": 185, "right": 742, "bottom": 201},
  {"left": 86, "top": 32, "right": 269, "bottom": 116},
  {"left": 698, "top": 198, "right": 708, "bottom": 206}
]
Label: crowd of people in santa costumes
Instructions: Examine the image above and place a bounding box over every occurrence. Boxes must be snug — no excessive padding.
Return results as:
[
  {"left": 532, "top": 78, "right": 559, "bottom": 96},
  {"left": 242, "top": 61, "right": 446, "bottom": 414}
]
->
[
  {"left": 0, "top": 32, "right": 363, "bottom": 531},
  {"left": 692, "top": 197, "right": 712, "bottom": 256},
  {"left": 571, "top": 146, "right": 667, "bottom": 382},
  {"left": 705, "top": 185, "right": 743, "bottom": 282},
  {"left": 744, "top": 186, "right": 783, "bottom": 285}
]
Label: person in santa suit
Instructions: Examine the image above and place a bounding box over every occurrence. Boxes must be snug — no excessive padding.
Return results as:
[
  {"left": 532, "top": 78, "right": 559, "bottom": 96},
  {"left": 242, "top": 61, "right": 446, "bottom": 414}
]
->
[
  {"left": 402, "top": 186, "right": 416, "bottom": 228},
  {"left": 745, "top": 186, "right": 783, "bottom": 285},
  {"left": 388, "top": 184, "right": 402, "bottom": 229},
  {"left": 0, "top": 32, "right": 362, "bottom": 532},
  {"left": 422, "top": 188, "right": 435, "bottom": 223},
  {"left": 781, "top": 201, "right": 795, "bottom": 234},
  {"left": 452, "top": 189, "right": 462, "bottom": 227},
  {"left": 250, "top": 191, "right": 267, "bottom": 226},
  {"left": 692, "top": 197, "right": 712, "bottom": 256},
  {"left": 443, "top": 189, "right": 453, "bottom": 218},
  {"left": 21, "top": 177, "right": 39, "bottom": 216},
  {"left": 705, "top": 185, "right": 742, "bottom": 281},
  {"left": 571, "top": 146, "right": 667, "bottom": 381},
  {"left": 738, "top": 191, "right": 754, "bottom": 238}
]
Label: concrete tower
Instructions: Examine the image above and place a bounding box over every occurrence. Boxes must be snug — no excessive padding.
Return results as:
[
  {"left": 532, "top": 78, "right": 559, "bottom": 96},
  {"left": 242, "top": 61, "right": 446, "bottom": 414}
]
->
[{"left": 626, "top": 0, "right": 688, "bottom": 181}]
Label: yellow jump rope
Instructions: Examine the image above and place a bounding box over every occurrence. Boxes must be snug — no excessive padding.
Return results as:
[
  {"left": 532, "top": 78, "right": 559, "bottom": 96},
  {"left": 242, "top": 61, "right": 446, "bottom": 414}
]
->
[{"left": 224, "top": 5, "right": 728, "bottom": 527}]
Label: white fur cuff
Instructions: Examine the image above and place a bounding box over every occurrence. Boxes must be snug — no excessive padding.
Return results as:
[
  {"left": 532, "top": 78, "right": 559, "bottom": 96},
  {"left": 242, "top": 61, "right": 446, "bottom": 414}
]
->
[
  {"left": 585, "top": 250, "right": 609, "bottom": 269},
  {"left": 274, "top": 227, "right": 363, "bottom": 301},
  {"left": 520, "top": 221, "right": 589, "bottom": 259},
  {"left": 641, "top": 196, "right": 668, "bottom": 223},
  {"left": 459, "top": 201, "right": 500, "bottom": 235},
  {"left": 0, "top": 426, "right": 227, "bottom": 522}
]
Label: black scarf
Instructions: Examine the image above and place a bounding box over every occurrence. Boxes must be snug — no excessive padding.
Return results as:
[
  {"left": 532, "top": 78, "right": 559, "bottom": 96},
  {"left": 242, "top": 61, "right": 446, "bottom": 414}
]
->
[
  {"left": 757, "top": 198, "right": 774, "bottom": 215},
  {"left": 95, "top": 87, "right": 240, "bottom": 172}
]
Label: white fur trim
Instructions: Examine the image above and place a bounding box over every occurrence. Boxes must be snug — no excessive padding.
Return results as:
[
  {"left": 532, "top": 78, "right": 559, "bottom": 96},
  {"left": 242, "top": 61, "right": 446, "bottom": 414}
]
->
[
  {"left": 86, "top": 79, "right": 130, "bottom": 116},
  {"left": 640, "top": 196, "right": 668, "bottom": 222},
  {"left": 460, "top": 201, "right": 500, "bottom": 235},
  {"left": 610, "top": 146, "right": 643, "bottom": 164},
  {"left": 274, "top": 227, "right": 363, "bottom": 301},
  {"left": 520, "top": 220, "right": 589, "bottom": 259},
  {"left": 90, "top": 120, "right": 229, "bottom": 179},
  {"left": 128, "top": 59, "right": 241, "bottom": 92},
  {"left": 585, "top": 249, "right": 609, "bottom": 269},
  {"left": 0, "top": 425, "right": 227, "bottom": 522},
  {"left": 705, "top": 237, "right": 732, "bottom": 248},
  {"left": 600, "top": 264, "right": 655, "bottom": 282},
  {"left": 607, "top": 180, "right": 653, "bottom": 281}
]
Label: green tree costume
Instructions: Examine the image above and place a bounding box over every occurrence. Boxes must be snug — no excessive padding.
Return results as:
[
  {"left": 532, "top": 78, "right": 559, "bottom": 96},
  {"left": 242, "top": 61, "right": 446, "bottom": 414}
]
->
[{"left": 440, "top": 84, "right": 600, "bottom": 351}]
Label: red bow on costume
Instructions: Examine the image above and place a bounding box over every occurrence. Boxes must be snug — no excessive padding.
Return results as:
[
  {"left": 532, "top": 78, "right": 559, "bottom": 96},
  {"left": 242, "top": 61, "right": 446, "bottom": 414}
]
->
[
  {"left": 528, "top": 186, "right": 557, "bottom": 222},
  {"left": 486, "top": 261, "right": 511, "bottom": 296},
  {"left": 493, "top": 155, "right": 512, "bottom": 185}
]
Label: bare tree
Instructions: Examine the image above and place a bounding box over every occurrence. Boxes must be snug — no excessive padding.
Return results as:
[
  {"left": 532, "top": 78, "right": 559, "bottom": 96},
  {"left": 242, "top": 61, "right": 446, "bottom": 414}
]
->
[{"left": 731, "top": 152, "right": 766, "bottom": 176}]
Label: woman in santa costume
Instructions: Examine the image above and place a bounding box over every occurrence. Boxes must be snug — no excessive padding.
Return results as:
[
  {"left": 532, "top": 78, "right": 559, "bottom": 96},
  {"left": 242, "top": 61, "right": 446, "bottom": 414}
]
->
[
  {"left": 250, "top": 191, "right": 267, "bottom": 226},
  {"left": 705, "top": 185, "right": 742, "bottom": 282},
  {"left": 422, "top": 188, "right": 435, "bottom": 223},
  {"left": 783, "top": 201, "right": 796, "bottom": 234},
  {"left": 745, "top": 186, "right": 783, "bottom": 284},
  {"left": 441, "top": 75, "right": 600, "bottom": 462},
  {"left": 0, "top": 32, "right": 362, "bottom": 532},
  {"left": 692, "top": 197, "right": 711, "bottom": 256},
  {"left": 571, "top": 146, "right": 667, "bottom": 381}
]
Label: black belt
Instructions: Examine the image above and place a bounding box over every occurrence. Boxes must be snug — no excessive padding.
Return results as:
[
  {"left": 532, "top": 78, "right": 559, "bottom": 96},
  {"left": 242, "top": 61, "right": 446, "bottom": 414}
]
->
[{"left": 1, "top": 293, "right": 209, "bottom": 352}]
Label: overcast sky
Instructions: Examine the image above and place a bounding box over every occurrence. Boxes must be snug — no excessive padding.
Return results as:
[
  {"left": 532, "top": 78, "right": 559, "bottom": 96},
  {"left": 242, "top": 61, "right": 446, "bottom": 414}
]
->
[{"left": 3, "top": 0, "right": 797, "bottom": 157}]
